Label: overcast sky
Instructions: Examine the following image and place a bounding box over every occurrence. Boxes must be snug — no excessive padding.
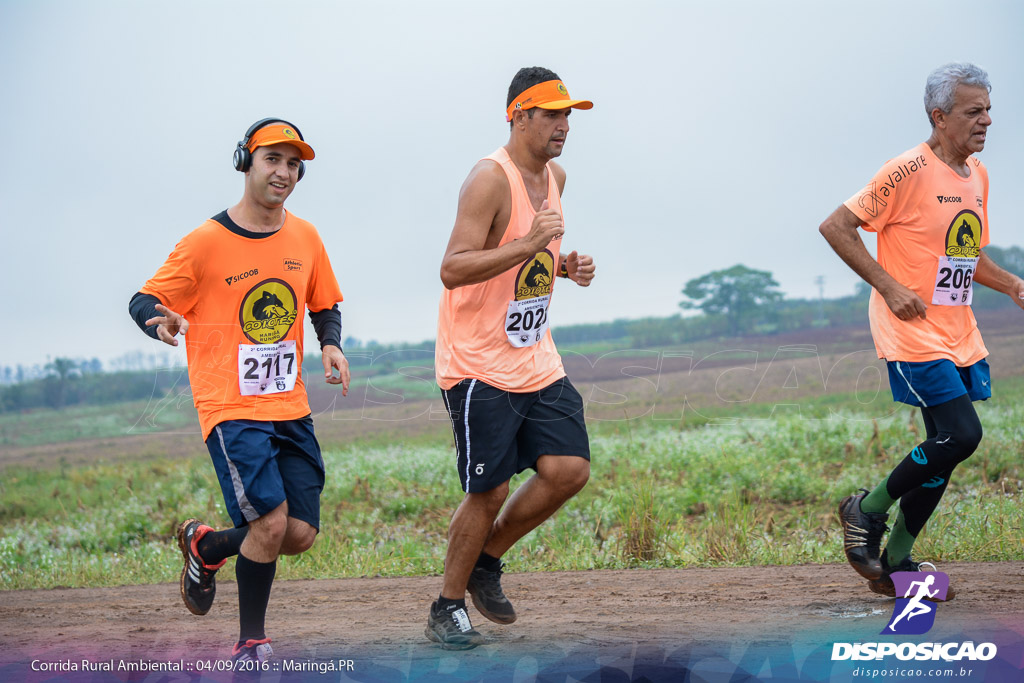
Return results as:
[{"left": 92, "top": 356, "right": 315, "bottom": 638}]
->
[{"left": 2, "top": 0, "right": 1022, "bottom": 368}]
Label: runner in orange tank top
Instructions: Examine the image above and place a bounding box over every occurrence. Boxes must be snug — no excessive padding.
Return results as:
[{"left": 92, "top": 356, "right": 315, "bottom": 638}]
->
[
  {"left": 819, "top": 64, "right": 1024, "bottom": 599},
  {"left": 427, "top": 67, "right": 597, "bottom": 650}
]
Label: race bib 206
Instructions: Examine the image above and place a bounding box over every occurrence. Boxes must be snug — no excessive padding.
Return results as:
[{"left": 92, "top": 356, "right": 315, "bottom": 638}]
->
[{"left": 932, "top": 256, "right": 976, "bottom": 306}]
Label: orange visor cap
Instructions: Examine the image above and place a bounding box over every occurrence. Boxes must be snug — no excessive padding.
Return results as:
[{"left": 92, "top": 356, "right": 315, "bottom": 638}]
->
[
  {"left": 506, "top": 80, "right": 593, "bottom": 122},
  {"left": 248, "top": 124, "right": 315, "bottom": 160}
]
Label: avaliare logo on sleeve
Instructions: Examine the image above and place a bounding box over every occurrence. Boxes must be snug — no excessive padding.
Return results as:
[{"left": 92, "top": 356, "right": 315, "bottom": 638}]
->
[
  {"left": 944, "top": 210, "right": 982, "bottom": 258},
  {"left": 514, "top": 250, "right": 555, "bottom": 300},
  {"left": 239, "top": 278, "right": 298, "bottom": 344}
]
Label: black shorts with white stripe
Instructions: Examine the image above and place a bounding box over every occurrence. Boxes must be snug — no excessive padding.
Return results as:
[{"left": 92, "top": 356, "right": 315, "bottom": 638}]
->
[{"left": 440, "top": 376, "right": 590, "bottom": 493}]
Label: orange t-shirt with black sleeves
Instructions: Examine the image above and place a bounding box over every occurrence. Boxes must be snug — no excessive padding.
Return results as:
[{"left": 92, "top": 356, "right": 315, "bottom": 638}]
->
[
  {"left": 435, "top": 147, "right": 566, "bottom": 392},
  {"left": 140, "top": 211, "right": 343, "bottom": 440},
  {"left": 844, "top": 142, "right": 989, "bottom": 366}
]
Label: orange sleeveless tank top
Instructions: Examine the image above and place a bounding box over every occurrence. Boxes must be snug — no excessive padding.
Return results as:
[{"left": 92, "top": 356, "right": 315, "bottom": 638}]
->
[{"left": 435, "top": 147, "right": 567, "bottom": 392}]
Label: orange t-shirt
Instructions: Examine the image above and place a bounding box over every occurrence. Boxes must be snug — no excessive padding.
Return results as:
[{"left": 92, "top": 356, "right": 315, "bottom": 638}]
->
[
  {"left": 844, "top": 142, "right": 990, "bottom": 365},
  {"left": 140, "top": 211, "right": 343, "bottom": 440},
  {"left": 435, "top": 148, "right": 567, "bottom": 392}
]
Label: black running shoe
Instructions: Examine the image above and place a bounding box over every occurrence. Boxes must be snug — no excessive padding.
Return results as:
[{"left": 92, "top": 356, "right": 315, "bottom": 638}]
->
[
  {"left": 176, "top": 518, "right": 226, "bottom": 616},
  {"left": 425, "top": 601, "right": 487, "bottom": 650},
  {"left": 868, "top": 551, "right": 957, "bottom": 601},
  {"left": 467, "top": 564, "right": 517, "bottom": 624},
  {"left": 838, "top": 489, "right": 888, "bottom": 580}
]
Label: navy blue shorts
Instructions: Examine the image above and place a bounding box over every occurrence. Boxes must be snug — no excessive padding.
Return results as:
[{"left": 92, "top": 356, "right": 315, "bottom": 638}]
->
[
  {"left": 886, "top": 358, "right": 991, "bottom": 408},
  {"left": 440, "top": 376, "right": 590, "bottom": 493},
  {"left": 206, "top": 416, "right": 325, "bottom": 530}
]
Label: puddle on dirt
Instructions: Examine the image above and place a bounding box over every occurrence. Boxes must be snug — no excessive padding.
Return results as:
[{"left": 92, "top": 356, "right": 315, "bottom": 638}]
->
[{"left": 807, "top": 602, "right": 886, "bottom": 619}]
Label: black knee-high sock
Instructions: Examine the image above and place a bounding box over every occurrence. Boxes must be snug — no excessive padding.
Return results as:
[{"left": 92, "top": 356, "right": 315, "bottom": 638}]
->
[
  {"left": 884, "top": 394, "right": 982, "bottom": 500},
  {"left": 236, "top": 553, "right": 276, "bottom": 642},
  {"left": 197, "top": 527, "right": 249, "bottom": 565}
]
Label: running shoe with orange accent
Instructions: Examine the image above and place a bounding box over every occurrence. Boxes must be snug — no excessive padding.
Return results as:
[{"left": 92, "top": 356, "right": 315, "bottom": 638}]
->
[
  {"left": 232, "top": 637, "right": 273, "bottom": 663},
  {"left": 176, "top": 518, "right": 226, "bottom": 615}
]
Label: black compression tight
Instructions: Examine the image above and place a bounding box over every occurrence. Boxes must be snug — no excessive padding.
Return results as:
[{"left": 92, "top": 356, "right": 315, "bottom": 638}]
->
[{"left": 886, "top": 393, "right": 983, "bottom": 536}]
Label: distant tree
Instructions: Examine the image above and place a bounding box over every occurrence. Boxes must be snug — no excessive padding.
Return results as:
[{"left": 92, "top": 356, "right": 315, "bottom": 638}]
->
[
  {"left": 985, "top": 245, "right": 1024, "bottom": 273},
  {"left": 45, "top": 357, "right": 78, "bottom": 382},
  {"left": 43, "top": 357, "right": 78, "bottom": 408},
  {"left": 1, "top": 382, "right": 26, "bottom": 411},
  {"left": 628, "top": 317, "right": 677, "bottom": 348},
  {"left": 680, "top": 264, "right": 784, "bottom": 336}
]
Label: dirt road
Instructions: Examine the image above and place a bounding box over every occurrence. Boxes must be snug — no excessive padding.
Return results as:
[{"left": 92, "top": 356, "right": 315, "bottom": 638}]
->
[{"left": 3, "top": 562, "right": 1023, "bottom": 682}]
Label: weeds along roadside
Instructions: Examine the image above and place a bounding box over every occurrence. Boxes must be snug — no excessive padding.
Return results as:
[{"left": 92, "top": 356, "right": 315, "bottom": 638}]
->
[{"left": 1, "top": 386, "right": 1022, "bottom": 591}]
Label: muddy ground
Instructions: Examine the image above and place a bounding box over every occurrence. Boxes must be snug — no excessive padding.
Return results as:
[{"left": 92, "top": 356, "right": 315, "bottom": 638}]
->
[{"left": 2, "top": 562, "right": 1023, "bottom": 681}]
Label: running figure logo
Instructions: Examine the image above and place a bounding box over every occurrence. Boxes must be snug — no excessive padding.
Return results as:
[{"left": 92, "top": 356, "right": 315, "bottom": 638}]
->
[{"left": 882, "top": 567, "right": 952, "bottom": 635}]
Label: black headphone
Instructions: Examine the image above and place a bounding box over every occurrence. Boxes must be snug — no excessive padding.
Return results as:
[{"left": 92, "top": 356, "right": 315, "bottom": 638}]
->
[{"left": 233, "top": 118, "right": 307, "bottom": 181}]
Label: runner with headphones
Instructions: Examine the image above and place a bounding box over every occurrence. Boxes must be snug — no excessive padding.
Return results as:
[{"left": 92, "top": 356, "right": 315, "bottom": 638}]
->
[{"left": 128, "top": 118, "right": 349, "bottom": 664}]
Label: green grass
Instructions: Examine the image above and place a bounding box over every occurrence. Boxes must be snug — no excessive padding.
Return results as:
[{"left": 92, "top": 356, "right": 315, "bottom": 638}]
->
[
  {"left": 0, "top": 397, "right": 198, "bottom": 448},
  {"left": 355, "top": 367, "right": 438, "bottom": 402},
  {"left": 2, "top": 380, "right": 1023, "bottom": 590}
]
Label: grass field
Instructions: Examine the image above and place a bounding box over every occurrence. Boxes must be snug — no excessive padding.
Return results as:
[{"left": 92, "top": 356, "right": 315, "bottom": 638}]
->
[
  {"left": 2, "top": 377, "right": 1022, "bottom": 591},
  {"left": 0, "top": 397, "right": 200, "bottom": 449}
]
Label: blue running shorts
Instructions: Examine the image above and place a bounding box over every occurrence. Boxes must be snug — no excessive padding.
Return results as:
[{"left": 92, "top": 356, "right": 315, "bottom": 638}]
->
[
  {"left": 886, "top": 358, "right": 991, "bottom": 408},
  {"left": 206, "top": 416, "right": 325, "bottom": 529}
]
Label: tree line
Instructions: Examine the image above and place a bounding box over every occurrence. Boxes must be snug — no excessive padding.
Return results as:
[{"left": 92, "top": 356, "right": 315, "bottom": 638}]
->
[
  {"left": 2, "top": 246, "right": 1020, "bottom": 413},
  {"left": 551, "top": 245, "right": 1022, "bottom": 347}
]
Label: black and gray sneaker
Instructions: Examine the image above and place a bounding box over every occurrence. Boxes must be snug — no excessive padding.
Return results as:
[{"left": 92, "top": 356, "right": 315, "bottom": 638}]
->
[
  {"left": 425, "top": 601, "right": 487, "bottom": 650},
  {"left": 868, "top": 551, "right": 957, "bottom": 601},
  {"left": 838, "top": 489, "right": 889, "bottom": 580},
  {"left": 467, "top": 564, "right": 517, "bottom": 624},
  {"left": 176, "top": 518, "right": 226, "bottom": 616},
  {"left": 231, "top": 637, "right": 273, "bottom": 663}
]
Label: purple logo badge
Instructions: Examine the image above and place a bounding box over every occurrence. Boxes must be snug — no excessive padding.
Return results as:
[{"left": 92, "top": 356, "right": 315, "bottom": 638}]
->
[{"left": 882, "top": 569, "right": 951, "bottom": 635}]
